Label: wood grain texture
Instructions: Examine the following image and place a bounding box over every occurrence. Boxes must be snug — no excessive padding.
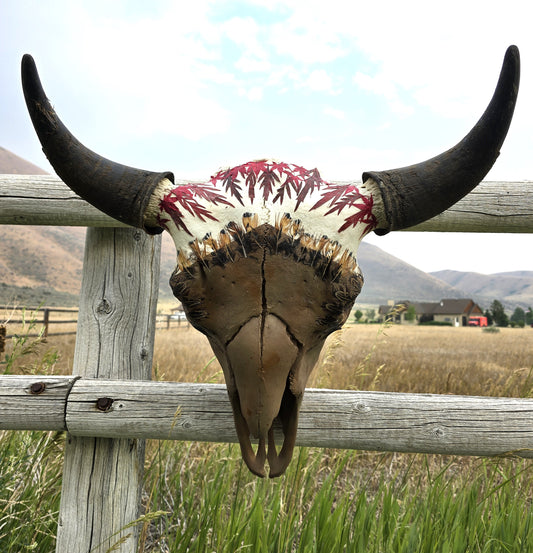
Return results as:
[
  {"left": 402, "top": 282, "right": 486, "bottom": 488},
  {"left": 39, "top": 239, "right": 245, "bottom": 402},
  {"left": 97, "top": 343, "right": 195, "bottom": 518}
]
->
[
  {"left": 2, "top": 377, "right": 532, "bottom": 459},
  {"left": 55, "top": 228, "right": 160, "bottom": 553},
  {"left": 0, "top": 375, "right": 77, "bottom": 430},
  {"left": 1, "top": 175, "right": 533, "bottom": 233}
]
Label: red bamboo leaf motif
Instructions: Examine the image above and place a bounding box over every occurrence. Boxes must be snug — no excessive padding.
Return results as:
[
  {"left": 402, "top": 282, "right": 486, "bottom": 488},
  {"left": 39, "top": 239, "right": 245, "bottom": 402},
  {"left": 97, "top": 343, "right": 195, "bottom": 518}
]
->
[
  {"left": 295, "top": 168, "right": 324, "bottom": 210},
  {"left": 158, "top": 183, "right": 235, "bottom": 236},
  {"left": 259, "top": 168, "right": 280, "bottom": 201},
  {"left": 211, "top": 166, "right": 244, "bottom": 205}
]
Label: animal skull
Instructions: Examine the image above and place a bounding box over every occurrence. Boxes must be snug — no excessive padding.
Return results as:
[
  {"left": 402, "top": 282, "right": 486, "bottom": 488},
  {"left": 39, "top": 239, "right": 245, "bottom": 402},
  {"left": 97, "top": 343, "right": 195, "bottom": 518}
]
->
[{"left": 21, "top": 46, "right": 519, "bottom": 477}]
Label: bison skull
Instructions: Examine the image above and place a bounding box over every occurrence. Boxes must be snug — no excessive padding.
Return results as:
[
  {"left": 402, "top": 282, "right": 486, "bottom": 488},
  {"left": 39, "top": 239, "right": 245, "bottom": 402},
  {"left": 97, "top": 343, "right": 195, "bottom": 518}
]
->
[{"left": 21, "top": 46, "right": 519, "bottom": 477}]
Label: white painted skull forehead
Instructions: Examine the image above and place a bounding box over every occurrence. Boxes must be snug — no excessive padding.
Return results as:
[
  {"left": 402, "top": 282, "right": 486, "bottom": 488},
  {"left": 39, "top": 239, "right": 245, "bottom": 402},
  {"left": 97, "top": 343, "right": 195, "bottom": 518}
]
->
[
  {"left": 21, "top": 46, "right": 519, "bottom": 477},
  {"left": 152, "top": 159, "right": 377, "bottom": 270}
]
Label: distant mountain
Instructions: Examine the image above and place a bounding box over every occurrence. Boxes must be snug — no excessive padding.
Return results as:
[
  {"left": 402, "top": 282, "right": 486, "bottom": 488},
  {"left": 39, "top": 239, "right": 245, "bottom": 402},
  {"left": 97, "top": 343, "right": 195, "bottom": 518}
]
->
[
  {"left": 0, "top": 146, "right": 48, "bottom": 175},
  {"left": 355, "top": 242, "right": 465, "bottom": 305},
  {"left": 2, "top": 146, "right": 530, "bottom": 310},
  {"left": 0, "top": 147, "right": 83, "bottom": 305},
  {"left": 431, "top": 270, "right": 533, "bottom": 309}
]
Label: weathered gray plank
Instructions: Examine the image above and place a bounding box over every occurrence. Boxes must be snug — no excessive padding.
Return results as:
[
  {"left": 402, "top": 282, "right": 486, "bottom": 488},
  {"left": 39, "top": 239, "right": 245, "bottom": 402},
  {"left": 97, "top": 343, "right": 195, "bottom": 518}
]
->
[
  {"left": 55, "top": 228, "right": 160, "bottom": 553},
  {"left": 2, "top": 376, "right": 532, "bottom": 458},
  {"left": 65, "top": 381, "right": 533, "bottom": 459},
  {"left": 0, "top": 375, "right": 76, "bottom": 430},
  {"left": 0, "top": 175, "right": 124, "bottom": 227},
  {"left": 411, "top": 180, "right": 533, "bottom": 233},
  {"left": 2, "top": 175, "right": 533, "bottom": 233}
]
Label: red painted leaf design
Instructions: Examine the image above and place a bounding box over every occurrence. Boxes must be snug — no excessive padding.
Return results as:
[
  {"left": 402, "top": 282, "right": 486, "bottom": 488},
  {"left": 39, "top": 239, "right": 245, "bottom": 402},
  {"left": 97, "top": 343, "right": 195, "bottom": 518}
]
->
[
  {"left": 295, "top": 168, "right": 324, "bottom": 210},
  {"left": 311, "top": 184, "right": 377, "bottom": 234},
  {"left": 158, "top": 183, "right": 234, "bottom": 236},
  {"left": 211, "top": 166, "right": 244, "bottom": 205},
  {"left": 258, "top": 167, "right": 280, "bottom": 201}
]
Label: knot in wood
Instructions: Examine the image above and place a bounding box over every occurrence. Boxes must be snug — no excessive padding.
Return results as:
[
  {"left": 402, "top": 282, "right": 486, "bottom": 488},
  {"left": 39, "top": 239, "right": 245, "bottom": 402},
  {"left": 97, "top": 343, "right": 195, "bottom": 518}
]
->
[
  {"left": 433, "top": 427, "right": 445, "bottom": 438},
  {"left": 30, "top": 381, "right": 46, "bottom": 395},
  {"left": 96, "top": 397, "right": 114, "bottom": 412},
  {"left": 96, "top": 298, "right": 112, "bottom": 315}
]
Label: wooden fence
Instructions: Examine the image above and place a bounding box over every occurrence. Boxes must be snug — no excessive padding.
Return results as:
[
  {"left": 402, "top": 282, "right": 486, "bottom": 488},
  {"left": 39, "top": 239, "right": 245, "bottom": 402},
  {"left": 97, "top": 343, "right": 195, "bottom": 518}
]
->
[
  {"left": 0, "top": 306, "right": 189, "bottom": 339},
  {"left": 1, "top": 174, "right": 533, "bottom": 553},
  {"left": 1, "top": 306, "right": 78, "bottom": 337}
]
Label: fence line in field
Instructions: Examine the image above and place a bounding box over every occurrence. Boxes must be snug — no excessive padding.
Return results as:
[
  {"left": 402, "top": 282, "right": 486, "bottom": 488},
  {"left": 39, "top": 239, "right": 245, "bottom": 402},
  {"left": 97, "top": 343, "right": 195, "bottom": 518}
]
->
[{"left": 0, "top": 305, "right": 189, "bottom": 338}]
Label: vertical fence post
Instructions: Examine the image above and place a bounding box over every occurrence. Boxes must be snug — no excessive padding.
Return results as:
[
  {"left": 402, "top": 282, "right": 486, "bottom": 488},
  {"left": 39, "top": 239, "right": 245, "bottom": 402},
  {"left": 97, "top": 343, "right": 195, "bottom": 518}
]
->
[
  {"left": 55, "top": 227, "right": 161, "bottom": 553},
  {"left": 43, "top": 308, "right": 50, "bottom": 338}
]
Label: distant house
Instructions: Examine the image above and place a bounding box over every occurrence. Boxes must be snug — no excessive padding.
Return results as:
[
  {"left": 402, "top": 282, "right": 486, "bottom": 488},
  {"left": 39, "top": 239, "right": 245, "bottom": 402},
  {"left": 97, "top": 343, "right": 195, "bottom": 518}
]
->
[{"left": 378, "top": 299, "right": 484, "bottom": 326}]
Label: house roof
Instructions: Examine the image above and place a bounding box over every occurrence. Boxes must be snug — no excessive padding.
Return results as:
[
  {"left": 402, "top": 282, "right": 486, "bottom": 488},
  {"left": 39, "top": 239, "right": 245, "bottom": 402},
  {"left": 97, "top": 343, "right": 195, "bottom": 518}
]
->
[
  {"left": 378, "top": 299, "right": 483, "bottom": 317},
  {"left": 433, "top": 299, "right": 474, "bottom": 315}
]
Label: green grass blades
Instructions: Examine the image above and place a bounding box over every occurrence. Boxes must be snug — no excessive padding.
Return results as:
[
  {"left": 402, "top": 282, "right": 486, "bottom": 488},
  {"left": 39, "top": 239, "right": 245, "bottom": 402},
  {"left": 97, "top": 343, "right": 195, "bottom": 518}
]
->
[
  {"left": 139, "top": 443, "right": 533, "bottom": 553},
  {"left": 3, "top": 435, "right": 533, "bottom": 552},
  {"left": 0, "top": 430, "right": 64, "bottom": 552}
]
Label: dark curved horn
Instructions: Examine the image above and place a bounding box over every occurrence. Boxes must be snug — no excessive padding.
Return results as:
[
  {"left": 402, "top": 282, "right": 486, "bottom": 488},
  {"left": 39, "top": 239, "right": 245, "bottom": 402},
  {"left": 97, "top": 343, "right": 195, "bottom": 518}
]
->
[
  {"left": 364, "top": 45, "right": 520, "bottom": 235},
  {"left": 21, "top": 54, "right": 174, "bottom": 234}
]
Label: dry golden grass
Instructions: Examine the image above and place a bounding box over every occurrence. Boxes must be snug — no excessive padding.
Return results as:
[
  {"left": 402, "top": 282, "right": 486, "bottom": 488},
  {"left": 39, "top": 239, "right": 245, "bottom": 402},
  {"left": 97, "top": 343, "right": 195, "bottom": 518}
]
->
[
  {"left": 5, "top": 318, "right": 533, "bottom": 514},
  {"left": 6, "top": 318, "right": 533, "bottom": 399},
  {"left": 149, "top": 323, "right": 533, "bottom": 398}
]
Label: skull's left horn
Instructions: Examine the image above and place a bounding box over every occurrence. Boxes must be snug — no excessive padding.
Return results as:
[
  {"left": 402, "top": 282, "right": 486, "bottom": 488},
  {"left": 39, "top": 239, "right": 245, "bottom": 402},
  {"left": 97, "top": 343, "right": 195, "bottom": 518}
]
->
[
  {"left": 21, "top": 54, "right": 174, "bottom": 234},
  {"left": 365, "top": 45, "right": 520, "bottom": 235}
]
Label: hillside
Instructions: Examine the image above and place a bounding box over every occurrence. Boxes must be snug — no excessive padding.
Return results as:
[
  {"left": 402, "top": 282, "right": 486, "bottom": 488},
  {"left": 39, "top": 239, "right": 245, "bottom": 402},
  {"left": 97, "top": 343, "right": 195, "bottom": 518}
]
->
[
  {"left": 0, "top": 148, "right": 83, "bottom": 305},
  {"left": 0, "top": 146, "right": 48, "bottom": 175},
  {"left": 432, "top": 270, "right": 533, "bottom": 309},
  {"left": 355, "top": 242, "right": 464, "bottom": 304}
]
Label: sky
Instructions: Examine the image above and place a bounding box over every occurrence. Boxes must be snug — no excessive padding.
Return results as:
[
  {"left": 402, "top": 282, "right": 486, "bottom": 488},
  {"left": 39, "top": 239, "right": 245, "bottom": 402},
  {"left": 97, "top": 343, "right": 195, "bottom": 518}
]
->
[{"left": 1, "top": 0, "right": 532, "bottom": 275}]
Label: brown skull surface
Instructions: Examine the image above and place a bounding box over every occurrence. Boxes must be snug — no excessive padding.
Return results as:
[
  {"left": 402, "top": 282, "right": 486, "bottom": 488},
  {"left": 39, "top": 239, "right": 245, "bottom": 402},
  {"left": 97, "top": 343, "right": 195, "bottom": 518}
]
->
[{"left": 21, "top": 46, "right": 519, "bottom": 476}]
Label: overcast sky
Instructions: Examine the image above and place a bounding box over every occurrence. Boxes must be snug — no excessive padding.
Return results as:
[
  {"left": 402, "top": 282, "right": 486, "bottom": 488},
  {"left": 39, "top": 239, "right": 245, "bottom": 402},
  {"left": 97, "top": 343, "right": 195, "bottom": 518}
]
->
[{"left": 2, "top": 0, "right": 532, "bottom": 274}]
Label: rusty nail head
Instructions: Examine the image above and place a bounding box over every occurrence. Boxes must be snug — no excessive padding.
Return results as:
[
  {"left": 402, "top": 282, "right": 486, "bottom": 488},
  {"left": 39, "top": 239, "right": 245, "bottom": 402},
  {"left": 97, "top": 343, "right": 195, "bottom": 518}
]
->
[
  {"left": 96, "top": 397, "right": 114, "bottom": 412},
  {"left": 30, "top": 382, "right": 46, "bottom": 395}
]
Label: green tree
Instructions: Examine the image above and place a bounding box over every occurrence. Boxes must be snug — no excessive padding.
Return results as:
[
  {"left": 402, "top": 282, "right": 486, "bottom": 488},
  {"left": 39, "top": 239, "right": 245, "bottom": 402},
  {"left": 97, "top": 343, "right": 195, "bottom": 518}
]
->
[
  {"left": 354, "top": 309, "right": 363, "bottom": 323},
  {"left": 526, "top": 307, "right": 533, "bottom": 326},
  {"left": 484, "top": 309, "right": 494, "bottom": 326},
  {"left": 510, "top": 307, "right": 526, "bottom": 328},
  {"left": 365, "top": 308, "right": 376, "bottom": 323},
  {"left": 404, "top": 304, "right": 417, "bottom": 322},
  {"left": 490, "top": 300, "right": 509, "bottom": 327}
]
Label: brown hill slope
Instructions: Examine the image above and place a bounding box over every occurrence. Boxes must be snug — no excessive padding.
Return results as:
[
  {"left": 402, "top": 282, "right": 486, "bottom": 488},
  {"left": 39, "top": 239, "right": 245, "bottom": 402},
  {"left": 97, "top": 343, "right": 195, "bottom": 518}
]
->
[
  {"left": 356, "top": 242, "right": 465, "bottom": 304},
  {"left": 0, "top": 146, "right": 48, "bottom": 175},
  {"left": 1, "top": 147, "right": 83, "bottom": 305},
  {"left": 432, "top": 270, "right": 533, "bottom": 309}
]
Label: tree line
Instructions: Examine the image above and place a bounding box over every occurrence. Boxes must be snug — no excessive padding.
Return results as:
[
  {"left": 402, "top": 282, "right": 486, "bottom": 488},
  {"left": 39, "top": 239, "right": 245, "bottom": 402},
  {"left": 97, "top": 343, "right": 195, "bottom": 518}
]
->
[
  {"left": 352, "top": 301, "right": 532, "bottom": 327},
  {"left": 485, "top": 300, "right": 532, "bottom": 328}
]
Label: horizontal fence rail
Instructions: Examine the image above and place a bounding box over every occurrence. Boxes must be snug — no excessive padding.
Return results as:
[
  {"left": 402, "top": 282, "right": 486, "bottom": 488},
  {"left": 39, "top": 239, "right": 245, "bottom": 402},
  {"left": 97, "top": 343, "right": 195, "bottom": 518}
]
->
[
  {"left": 2, "top": 375, "right": 533, "bottom": 459},
  {"left": 1, "top": 306, "right": 79, "bottom": 338},
  {"left": 0, "top": 306, "right": 189, "bottom": 338},
  {"left": 2, "top": 175, "right": 533, "bottom": 233}
]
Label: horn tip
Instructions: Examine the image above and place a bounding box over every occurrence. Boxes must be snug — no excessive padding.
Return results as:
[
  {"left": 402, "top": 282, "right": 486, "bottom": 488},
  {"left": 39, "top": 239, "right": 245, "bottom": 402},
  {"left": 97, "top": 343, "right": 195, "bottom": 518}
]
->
[{"left": 21, "top": 54, "right": 37, "bottom": 79}]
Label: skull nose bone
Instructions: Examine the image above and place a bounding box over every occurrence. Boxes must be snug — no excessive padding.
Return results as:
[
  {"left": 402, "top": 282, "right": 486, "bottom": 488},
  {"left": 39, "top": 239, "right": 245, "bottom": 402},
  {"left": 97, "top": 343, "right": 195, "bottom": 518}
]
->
[{"left": 226, "top": 314, "right": 299, "bottom": 440}]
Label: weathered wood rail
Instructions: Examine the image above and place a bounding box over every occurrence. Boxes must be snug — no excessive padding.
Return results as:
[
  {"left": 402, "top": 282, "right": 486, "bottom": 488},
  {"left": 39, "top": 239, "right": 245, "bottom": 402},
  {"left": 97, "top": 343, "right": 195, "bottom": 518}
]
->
[
  {"left": 1, "top": 174, "right": 532, "bottom": 553},
  {"left": 1, "top": 306, "right": 79, "bottom": 337},
  {"left": 2, "top": 175, "right": 533, "bottom": 233},
  {"left": 2, "top": 375, "right": 533, "bottom": 458}
]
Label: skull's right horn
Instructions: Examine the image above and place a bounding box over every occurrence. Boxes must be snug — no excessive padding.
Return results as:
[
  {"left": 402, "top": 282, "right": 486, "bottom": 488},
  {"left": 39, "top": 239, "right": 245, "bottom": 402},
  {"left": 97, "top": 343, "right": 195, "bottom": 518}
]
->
[{"left": 365, "top": 45, "right": 520, "bottom": 235}]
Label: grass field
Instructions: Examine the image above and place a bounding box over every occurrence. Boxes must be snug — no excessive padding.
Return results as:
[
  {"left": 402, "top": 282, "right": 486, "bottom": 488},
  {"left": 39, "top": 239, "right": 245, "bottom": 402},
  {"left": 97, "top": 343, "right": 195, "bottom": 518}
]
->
[{"left": 2, "top": 319, "right": 533, "bottom": 551}]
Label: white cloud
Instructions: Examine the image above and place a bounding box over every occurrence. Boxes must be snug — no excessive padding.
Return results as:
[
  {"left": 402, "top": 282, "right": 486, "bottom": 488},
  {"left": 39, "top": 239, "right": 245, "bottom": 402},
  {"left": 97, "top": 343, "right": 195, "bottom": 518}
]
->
[
  {"left": 323, "top": 106, "right": 345, "bottom": 120},
  {"left": 306, "top": 69, "right": 333, "bottom": 92},
  {"left": 268, "top": 5, "right": 348, "bottom": 63},
  {"left": 353, "top": 71, "right": 414, "bottom": 117},
  {"left": 238, "top": 86, "right": 263, "bottom": 101},
  {"left": 235, "top": 55, "right": 272, "bottom": 73}
]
